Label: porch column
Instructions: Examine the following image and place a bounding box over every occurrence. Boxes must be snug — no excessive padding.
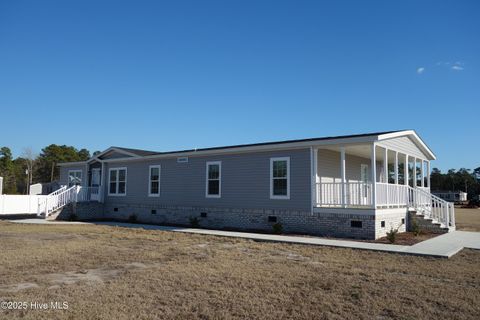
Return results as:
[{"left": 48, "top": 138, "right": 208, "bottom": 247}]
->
[
  {"left": 427, "top": 161, "right": 431, "bottom": 189},
  {"left": 413, "top": 157, "right": 417, "bottom": 187},
  {"left": 340, "top": 147, "right": 346, "bottom": 208},
  {"left": 100, "top": 161, "right": 105, "bottom": 203},
  {"left": 370, "top": 144, "right": 377, "bottom": 208},
  {"left": 421, "top": 160, "right": 425, "bottom": 187},
  {"left": 404, "top": 154, "right": 409, "bottom": 186},
  {"left": 383, "top": 147, "right": 388, "bottom": 183},
  {"left": 383, "top": 147, "right": 388, "bottom": 206},
  {"left": 85, "top": 164, "right": 89, "bottom": 187},
  {"left": 394, "top": 151, "right": 398, "bottom": 184},
  {"left": 311, "top": 147, "right": 319, "bottom": 209}
]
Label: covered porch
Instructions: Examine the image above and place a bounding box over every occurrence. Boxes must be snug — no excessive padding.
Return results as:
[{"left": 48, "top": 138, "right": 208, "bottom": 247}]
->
[{"left": 313, "top": 143, "right": 431, "bottom": 209}]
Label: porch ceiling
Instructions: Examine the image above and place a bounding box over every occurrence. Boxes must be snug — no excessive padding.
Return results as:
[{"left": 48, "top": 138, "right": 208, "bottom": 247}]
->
[{"left": 318, "top": 144, "right": 372, "bottom": 159}]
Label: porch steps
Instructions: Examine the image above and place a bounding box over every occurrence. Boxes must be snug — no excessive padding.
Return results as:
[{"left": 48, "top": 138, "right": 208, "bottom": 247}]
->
[{"left": 408, "top": 210, "right": 449, "bottom": 234}]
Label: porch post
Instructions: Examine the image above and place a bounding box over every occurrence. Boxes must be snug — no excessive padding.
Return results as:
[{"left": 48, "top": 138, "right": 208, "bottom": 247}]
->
[
  {"left": 310, "top": 147, "right": 319, "bottom": 211},
  {"left": 421, "top": 160, "right": 425, "bottom": 187},
  {"left": 427, "top": 161, "right": 431, "bottom": 189},
  {"left": 340, "top": 147, "right": 346, "bottom": 208},
  {"left": 85, "top": 164, "right": 89, "bottom": 187},
  {"left": 100, "top": 161, "right": 105, "bottom": 203},
  {"left": 370, "top": 144, "right": 377, "bottom": 208},
  {"left": 413, "top": 157, "right": 417, "bottom": 187},
  {"left": 394, "top": 151, "right": 399, "bottom": 184},
  {"left": 383, "top": 147, "right": 388, "bottom": 206},
  {"left": 383, "top": 147, "right": 388, "bottom": 183},
  {"left": 404, "top": 154, "right": 409, "bottom": 186}
]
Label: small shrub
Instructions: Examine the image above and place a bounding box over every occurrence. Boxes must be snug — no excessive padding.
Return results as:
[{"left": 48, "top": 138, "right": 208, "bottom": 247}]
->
[
  {"left": 272, "top": 222, "right": 283, "bottom": 234},
  {"left": 128, "top": 214, "right": 137, "bottom": 223},
  {"left": 189, "top": 217, "right": 200, "bottom": 228},
  {"left": 411, "top": 218, "right": 420, "bottom": 236},
  {"left": 386, "top": 227, "right": 398, "bottom": 243}
]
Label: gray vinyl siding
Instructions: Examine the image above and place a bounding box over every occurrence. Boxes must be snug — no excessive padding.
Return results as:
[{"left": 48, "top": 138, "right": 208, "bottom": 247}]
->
[
  {"left": 59, "top": 165, "right": 87, "bottom": 186},
  {"left": 103, "top": 148, "right": 311, "bottom": 210},
  {"left": 378, "top": 136, "right": 429, "bottom": 159}
]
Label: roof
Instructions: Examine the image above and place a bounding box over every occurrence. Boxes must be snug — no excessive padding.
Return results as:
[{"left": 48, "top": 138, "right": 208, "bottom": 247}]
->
[
  {"left": 148, "top": 130, "right": 402, "bottom": 155},
  {"left": 110, "top": 146, "right": 160, "bottom": 157},
  {"left": 58, "top": 129, "right": 435, "bottom": 166}
]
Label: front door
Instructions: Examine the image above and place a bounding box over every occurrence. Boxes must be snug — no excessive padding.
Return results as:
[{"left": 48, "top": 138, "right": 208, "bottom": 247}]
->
[
  {"left": 91, "top": 169, "right": 101, "bottom": 187},
  {"left": 360, "top": 164, "right": 369, "bottom": 205},
  {"left": 90, "top": 169, "right": 101, "bottom": 201}
]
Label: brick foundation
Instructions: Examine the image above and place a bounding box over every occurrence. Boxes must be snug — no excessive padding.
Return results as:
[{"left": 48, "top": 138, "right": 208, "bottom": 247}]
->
[{"left": 53, "top": 202, "right": 411, "bottom": 240}]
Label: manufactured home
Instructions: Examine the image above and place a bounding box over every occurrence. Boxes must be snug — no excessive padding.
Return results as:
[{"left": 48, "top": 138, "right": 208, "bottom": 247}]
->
[
  {"left": 432, "top": 191, "right": 468, "bottom": 204},
  {"left": 52, "top": 130, "right": 455, "bottom": 239}
]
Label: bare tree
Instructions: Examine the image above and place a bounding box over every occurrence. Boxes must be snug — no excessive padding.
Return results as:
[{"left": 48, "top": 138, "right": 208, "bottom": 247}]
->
[{"left": 22, "top": 147, "right": 37, "bottom": 192}]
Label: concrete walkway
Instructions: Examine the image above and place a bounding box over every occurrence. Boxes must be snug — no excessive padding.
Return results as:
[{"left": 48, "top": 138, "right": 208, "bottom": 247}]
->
[{"left": 9, "top": 219, "right": 480, "bottom": 258}]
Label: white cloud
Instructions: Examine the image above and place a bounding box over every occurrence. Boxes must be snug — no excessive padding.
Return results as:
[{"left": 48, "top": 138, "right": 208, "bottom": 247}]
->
[
  {"left": 451, "top": 62, "right": 464, "bottom": 71},
  {"left": 417, "top": 67, "right": 425, "bottom": 74}
]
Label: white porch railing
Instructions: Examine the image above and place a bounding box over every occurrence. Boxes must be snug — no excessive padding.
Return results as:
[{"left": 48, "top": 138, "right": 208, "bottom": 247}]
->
[
  {"left": 37, "top": 185, "right": 102, "bottom": 217},
  {"left": 315, "top": 182, "right": 455, "bottom": 228},
  {"left": 408, "top": 185, "right": 454, "bottom": 228},
  {"left": 375, "top": 183, "right": 409, "bottom": 207},
  {"left": 315, "top": 182, "right": 373, "bottom": 207}
]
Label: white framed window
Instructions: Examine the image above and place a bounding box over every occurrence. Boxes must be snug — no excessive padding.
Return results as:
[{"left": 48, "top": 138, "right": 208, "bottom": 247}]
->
[
  {"left": 148, "top": 165, "right": 161, "bottom": 197},
  {"left": 68, "top": 170, "right": 82, "bottom": 187},
  {"left": 108, "top": 167, "right": 127, "bottom": 196},
  {"left": 206, "top": 161, "right": 221, "bottom": 198},
  {"left": 270, "top": 157, "right": 290, "bottom": 199}
]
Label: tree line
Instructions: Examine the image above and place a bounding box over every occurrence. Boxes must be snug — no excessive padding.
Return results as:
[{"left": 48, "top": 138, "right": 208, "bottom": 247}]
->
[
  {"left": 430, "top": 167, "right": 480, "bottom": 199},
  {"left": 0, "top": 145, "right": 94, "bottom": 194}
]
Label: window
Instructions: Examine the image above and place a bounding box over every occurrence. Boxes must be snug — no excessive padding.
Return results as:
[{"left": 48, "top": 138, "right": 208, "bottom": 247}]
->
[
  {"left": 206, "top": 161, "right": 221, "bottom": 198},
  {"left": 270, "top": 157, "right": 290, "bottom": 199},
  {"left": 109, "top": 167, "right": 127, "bottom": 196},
  {"left": 68, "top": 170, "right": 82, "bottom": 187},
  {"left": 148, "top": 165, "right": 161, "bottom": 196}
]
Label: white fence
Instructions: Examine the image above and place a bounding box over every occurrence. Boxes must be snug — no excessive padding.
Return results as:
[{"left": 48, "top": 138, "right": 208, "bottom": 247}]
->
[{"left": 0, "top": 195, "right": 47, "bottom": 215}]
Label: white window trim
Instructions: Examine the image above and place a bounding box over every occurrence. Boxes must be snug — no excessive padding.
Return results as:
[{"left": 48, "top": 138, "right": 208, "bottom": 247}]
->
[
  {"left": 270, "top": 157, "right": 290, "bottom": 200},
  {"left": 148, "top": 165, "right": 161, "bottom": 197},
  {"left": 68, "top": 170, "right": 83, "bottom": 187},
  {"left": 108, "top": 167, "right": 127, "bottom": 196},
  {"left": 205, "top": 161, "right": 221, "bottom": 198}
]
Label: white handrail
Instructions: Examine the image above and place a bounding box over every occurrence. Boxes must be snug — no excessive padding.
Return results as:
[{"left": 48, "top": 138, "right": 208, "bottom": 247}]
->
[
  {"left": 314, "top": 181, "right": 455, "bottom": 229},
  {"left": 37, "top": 185, "right": 102, "bottom": 218},
  {"left": 407, "top": 185, "right": 455, "bottom": 228}
]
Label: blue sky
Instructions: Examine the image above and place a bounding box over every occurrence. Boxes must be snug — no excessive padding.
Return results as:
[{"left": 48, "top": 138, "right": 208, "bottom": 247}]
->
[{"left": 0, "top": 0, "right": 478, "bottom": 171}]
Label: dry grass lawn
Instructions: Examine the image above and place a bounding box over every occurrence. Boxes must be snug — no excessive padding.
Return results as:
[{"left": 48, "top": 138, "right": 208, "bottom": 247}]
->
[
  {"left": 0, "top": 221, "right": 479, "bottom": 320},
  {"left": 455, "top": 207, "right": 480, "bottom": 231}
]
